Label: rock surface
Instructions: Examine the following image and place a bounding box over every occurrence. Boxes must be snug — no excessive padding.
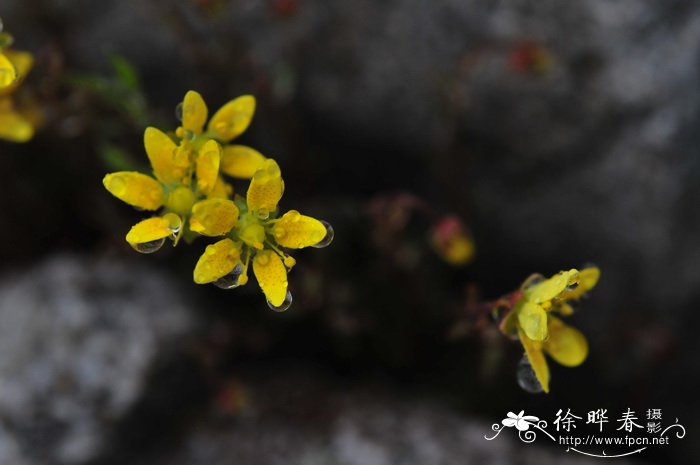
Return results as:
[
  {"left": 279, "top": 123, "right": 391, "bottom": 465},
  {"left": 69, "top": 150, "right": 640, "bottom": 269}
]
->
[
  {"left": 148, "top": 370, "right": 639, "bottom": 465},
  {"left": 0, "top": 255, "right": 194, "bottom": 465}
]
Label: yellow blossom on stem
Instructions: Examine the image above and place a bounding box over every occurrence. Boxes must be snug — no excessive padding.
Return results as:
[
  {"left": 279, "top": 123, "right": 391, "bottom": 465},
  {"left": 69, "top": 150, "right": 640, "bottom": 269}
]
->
[
  {"left": 105, "top": 91, "right": 237, "bottom": 253},
  {"left": 192, "top": 157, "right": 333, "bottom": 309},
  {"left": 104, "top": 89, "right": 333, "bottom": 310},
  {"left": 499, "top": 266, "right": 599, "bottom": 393}
]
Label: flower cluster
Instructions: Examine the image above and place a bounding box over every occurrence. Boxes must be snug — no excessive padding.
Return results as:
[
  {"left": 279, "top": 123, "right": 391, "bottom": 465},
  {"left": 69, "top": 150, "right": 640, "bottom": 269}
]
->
[
  {"left": 103, "top": 90, "right": 333, "bottom": 310},
  {"left": 499, "top": 267, "right": 600, "bottom": 393},
  {"left": 0, "top": 26, "right": 34, "bottom": 142}
]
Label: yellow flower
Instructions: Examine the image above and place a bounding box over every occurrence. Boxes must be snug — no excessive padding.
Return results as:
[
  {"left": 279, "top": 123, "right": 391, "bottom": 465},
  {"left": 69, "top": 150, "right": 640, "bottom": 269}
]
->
[
  {"left": 174, "top": 91, "right": 264, "bottom": 179},
  {"left": 430, "top": 216, "right": 475, "bottom": 266},
  {"left": 0, "top": 32, "right": 35, "bottom": 142},
  {"left": 500, "top": 266, "right": 599, "bottom": 393},
  {"left": 192, "top": 159, "right": 333, "bottom": 310},
  {"left": 516, "top": 267, "right": 599, "bottom": 341},
  {"left": 105, "top": 112, "right": 229, "bottom": 250},
  {"left": 104, "top": 90, "right": 333, "bottom": 311}
]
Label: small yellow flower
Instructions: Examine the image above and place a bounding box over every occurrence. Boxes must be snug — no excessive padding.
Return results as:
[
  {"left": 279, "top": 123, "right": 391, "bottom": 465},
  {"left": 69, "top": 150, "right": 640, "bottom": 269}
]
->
[
  {"left": 192, "top": 159, "right": 332, "bottom": 309},
  {"left": 430, "top": 216, "right": 475, "bottom": 266},
  {"left": 516, "top": 267, "right": 598, "bottom": 341},
  {"left": 105, "top": 91, "right": 243, "bottom": 251},
  {"left": 0, "top": 31, "right": 35, "bottom": 142},
  {"left": 104, "top": 90, "right": 333, "bottom": 310},
  {"left": 175, "top": 91, "right": 261, "bottom": 180},
  {"left": 500, "top": 266, "right": 599, "bottom": 393}
]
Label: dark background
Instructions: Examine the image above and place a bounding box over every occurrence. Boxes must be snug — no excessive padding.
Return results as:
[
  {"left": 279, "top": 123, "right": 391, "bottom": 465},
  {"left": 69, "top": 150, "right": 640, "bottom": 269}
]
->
[{"left": 0, "top": 0, "right": 698, "bottom": 464}]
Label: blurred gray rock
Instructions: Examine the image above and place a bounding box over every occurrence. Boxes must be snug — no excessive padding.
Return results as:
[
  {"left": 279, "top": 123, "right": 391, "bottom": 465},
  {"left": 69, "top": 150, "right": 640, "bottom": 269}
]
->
[
  {"left": 0, "top": 255, "right": 194, "bottom": 465},
  {"left": 151, "top": 371, "right": 639, "bottom": 465}
]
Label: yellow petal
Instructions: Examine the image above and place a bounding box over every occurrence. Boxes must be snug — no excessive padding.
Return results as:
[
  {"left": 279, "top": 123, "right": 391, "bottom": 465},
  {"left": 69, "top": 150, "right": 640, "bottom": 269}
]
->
[
  {"left": 271, "top": 210, "right": 327, "bottom": 249},
  {"left": 207, "top": 176, "right": 233, "bottom": 199},
  {"left": 0, "top": 107, "right": 33, "bottom": 142},
  {"left": 0, "top": 50, "right": 33, "bottom": 97},
  {"left": 543, "top": 316, "right": 589, "bottom": 367},
  {"left": 252, "top": 249, "right": 288, "bottom": 307},
  {"left": 526, "top": 269, "right": 578, "bottom": 303},
  {"left": 196, "top": 140, "right": 221, "bottom": 194},
  {"left": 193, "top": 238, "right": 242, "bottom": 284},
  {"left": 181, "top": 90, "right": 208, "bottom": 135},
  {"left": 519, "top": 330, "right": 550, "bottom": 393},
  {"left": 103, "top": 172, "right": 164, "bottom": 210},
  {"left": 246, "top": 159, "right": 284, "bottom": 215},
  {"left": 207, "top": 95, "right": 255, "bottom": 142},
  {"left": 189, "top": 198, "right": 239, "bottom": 236},
  {"left": 125, "top": 214, "right": 180, "bottom": 245},
  {"left": 517, "top": 301, "right": 548, "bottom": 341},
  {"left": 0, "top": 52, "right": 17, "bottom": 88},
  {"left": 560, "top": 266, "right": 600, "bottom": 301},
  {"left": 220, "top": 145, "right": 267, "bottom": 179},
  {"left": 4, "top": 51, "right": 33, "bottom": 80},
  {"left": 579, "top": 266, "right": 600, "bottom": 289},
  {"left": 144, "top": 127, "right": 188, "bottom": 183}
]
